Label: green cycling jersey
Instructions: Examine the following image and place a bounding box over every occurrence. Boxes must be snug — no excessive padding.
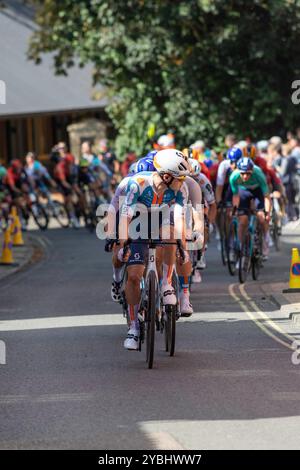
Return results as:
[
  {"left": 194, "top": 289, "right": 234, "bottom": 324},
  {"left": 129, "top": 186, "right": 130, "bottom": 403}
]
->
[{"left": 229, "top": 165, "right": 269, "bottom": 196}]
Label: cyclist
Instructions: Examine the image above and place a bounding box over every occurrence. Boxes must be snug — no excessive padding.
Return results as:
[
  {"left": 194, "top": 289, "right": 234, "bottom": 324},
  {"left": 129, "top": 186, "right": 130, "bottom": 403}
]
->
[
  {"left": 0, "top": 163, "right": 8, "bottom": 226},
  {"left": 215, "top": 147, "right": 242, "bottom": 207},
  {"left": 24, "top": 152, "right": 56, "bottom": 195},
  {"left": 108, "top": 154, "right": 156, "bottom": 302},
  {"left": 243, "top": 143, "right": 283, "bottom": 245},
  {"left": 81, "top": 142, "right": 113, "bottom": 201},
  {"left": 230, "top": 157, "right": 271, "bottom": 259},
  {"left": 189, "top": 158, "right": 216, "bottom": 270},
  {"left": 53, "top": 154, "right": 82, "bottom": 228},
  {"left": 115, "top": 149, "right": 192, "bottom": 350}
]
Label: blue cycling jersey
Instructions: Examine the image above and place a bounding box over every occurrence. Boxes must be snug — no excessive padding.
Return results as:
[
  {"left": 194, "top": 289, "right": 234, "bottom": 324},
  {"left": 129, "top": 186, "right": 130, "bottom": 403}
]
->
[{"left": 121, "top": 172, "right": 188, "bottom": 217}]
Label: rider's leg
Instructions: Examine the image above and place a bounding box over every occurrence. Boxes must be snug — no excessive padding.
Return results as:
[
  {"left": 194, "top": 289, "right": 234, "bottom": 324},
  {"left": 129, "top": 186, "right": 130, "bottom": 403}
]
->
[
  {"left": 257, "top": 210, "right": 270, "bottom": 258},
  {"left": 160, "top": 225, "right": 177, "bottom": 305},
  {"left": 237, "top": 188, "right": 251, "bottom": 246},
  {"left": 238, "top": 214, "right": 248, "bottom": 245},
  {"left": 111, "top": 244, "right": 125, "bottom": 302},
  {"left": 177, "top": 255, "right": 193, "bottom": 316},
  {"left": 124, "top": 264, "right": 145, "bottom": 350}
]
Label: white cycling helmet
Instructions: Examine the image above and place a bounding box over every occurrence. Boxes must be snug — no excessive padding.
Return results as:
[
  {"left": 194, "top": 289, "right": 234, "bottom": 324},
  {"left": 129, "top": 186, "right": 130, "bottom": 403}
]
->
[
  {"left": 128, "top": 162, "right": 138, "bottom": 174},
  {"left": 154, "top": 149, "right": 191, "bottom": 177},
  {"left": 188, "top": 158, "right": 200, "bottom": 176},
  {"left": 257, "top": 140, "right": 269, "bottom": 152},
  {"left": 157, "top": 134, "right": 175, "bottom": 148},
  {"left": 269, "top": 135, "right": 282, "bottom": 146},
  {"left": 190, "top": 140, "right": 205, "bottom": 151},
  {"left": 237, "top": 140, "right": 248, "bottom": 150}
]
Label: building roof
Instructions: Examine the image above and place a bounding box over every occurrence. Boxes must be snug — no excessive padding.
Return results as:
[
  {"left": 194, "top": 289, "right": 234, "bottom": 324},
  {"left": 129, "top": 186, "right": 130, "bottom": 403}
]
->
[{"left": 0, "top": 0, "right": 107, "bottom": 119}]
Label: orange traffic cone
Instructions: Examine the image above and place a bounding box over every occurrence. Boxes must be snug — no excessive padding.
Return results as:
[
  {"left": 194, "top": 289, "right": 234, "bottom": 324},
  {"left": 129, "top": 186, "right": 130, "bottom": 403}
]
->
[
  {"left": 283, "top": 248, "right": 300, "bottom": 293},
  {"left": 0, "top": 224, "right": 18, "bottom": 266},
  {"left": 10, "top": 206, "right": 24, "bottom": 247}
]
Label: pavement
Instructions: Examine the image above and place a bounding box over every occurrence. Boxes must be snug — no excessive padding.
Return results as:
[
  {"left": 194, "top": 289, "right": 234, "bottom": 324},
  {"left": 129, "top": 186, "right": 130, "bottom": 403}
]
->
[
  {"left": 0, "top": 231, "right": 36, "bottom": 282},
  {"left": 0, "top": 220, "right": 300, "bottom": 450}
]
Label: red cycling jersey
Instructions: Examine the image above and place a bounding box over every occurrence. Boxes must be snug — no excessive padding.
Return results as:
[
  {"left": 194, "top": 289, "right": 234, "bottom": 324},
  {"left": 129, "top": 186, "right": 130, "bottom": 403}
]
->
[
  {"left": 5, "top": 167, "right": 22, "bottom": 188},
  {"left": 199, "top": 161, "right": 211, "bottom": 181},
  {"left": 254, "top": 156, "right": 281, "bottom": 191}
]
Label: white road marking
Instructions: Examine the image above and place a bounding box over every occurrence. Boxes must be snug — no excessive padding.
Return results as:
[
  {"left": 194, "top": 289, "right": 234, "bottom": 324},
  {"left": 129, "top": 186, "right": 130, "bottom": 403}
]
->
[
  {"left": 0, "top": 393, "right": 93, "bottom": 405},
  {"left": 139, "top": 427, "right": 185, "bottom": 450},
  {"left": 195, "top": 369, "right": 277, "bottom": 378},
  {"left": 239, "top": 284, "right": 296, "bottom": 343},
  {"left": 272, "top": 392, "right": 300, "bottom": 401},
  {"left": 0, "top": 314, "right": 125, "bottom": 331},
  {"left": 228, "top": 284, "right": 293, "bottom": 351},
  {"left": 0, "top": 311, "right": 242, "bottom": 332}
]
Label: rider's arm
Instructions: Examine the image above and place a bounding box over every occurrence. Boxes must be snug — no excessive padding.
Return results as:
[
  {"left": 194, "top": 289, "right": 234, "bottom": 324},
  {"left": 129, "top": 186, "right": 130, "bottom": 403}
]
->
[
  {"left": 215, "top": 161, "right": 227, "bottom": 204},
  {"left": 215, "top": 185, "right": 223, "bottom": 205},
  {"left": 97, "top": 160, "right": 113, "bottom": 178},
  {"left": 229, "top": 170, "right": 240, "bottom": 209},
  {"left": 173, "top": 183, "right": 190, "bottom": 244},
  {"left": 255, "top": 167, "right": 271, "bottom": 218},
  {"left": 118, "top": 180, "right": 140, "bottom": 240},
  {"left": 208, "top": 201, "right": 217, "bottom": 224}
]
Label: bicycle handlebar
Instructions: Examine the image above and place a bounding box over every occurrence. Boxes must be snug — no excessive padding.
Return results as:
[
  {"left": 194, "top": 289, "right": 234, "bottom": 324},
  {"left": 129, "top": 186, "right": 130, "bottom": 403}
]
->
[{"left": 117, "top": 238, "right": 186, "bottom": 261}]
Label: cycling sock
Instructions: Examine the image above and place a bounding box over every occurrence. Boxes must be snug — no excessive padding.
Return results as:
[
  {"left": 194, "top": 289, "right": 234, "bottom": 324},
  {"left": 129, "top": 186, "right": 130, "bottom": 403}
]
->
[
  {"left": 128, "top": 304, "right": 139, "bottom": 330},
  {"left": 179, "top": 276, "right": 190, "bottom": 295},
  {"left": 162, "top": 263, "right": 173, "bottom": 285},
  {"left": 113, "top": 266, "right": 123, "bottom": 283}
]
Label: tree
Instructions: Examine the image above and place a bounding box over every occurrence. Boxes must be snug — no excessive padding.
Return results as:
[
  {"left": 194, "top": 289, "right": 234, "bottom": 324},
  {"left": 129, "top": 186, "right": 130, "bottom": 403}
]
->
[{"left": 28, "top": 0, "right": 300, "bottom": 159}]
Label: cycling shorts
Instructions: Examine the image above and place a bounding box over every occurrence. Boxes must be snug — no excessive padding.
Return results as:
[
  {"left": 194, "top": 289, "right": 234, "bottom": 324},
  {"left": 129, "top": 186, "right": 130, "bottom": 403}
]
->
[
  {"left": 238, "top": 187, "right": 265, "bottom": 214},
  {"left": 126, "top": 210, "right": 175, "bottom": 266}
]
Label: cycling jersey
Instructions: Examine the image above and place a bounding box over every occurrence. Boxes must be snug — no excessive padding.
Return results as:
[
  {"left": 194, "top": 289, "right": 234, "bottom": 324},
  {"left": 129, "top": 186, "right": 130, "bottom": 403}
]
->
[
  {"left": 216, "top": 160, "right": 232, "bottom": 186},
  {"left": 230, "top": 165, "right": 269, "bottom": 196},
  {"left": 120, "top": 172, "right": 189, "bottom": 266},
  {"left": 5, "top": 167, "right": 27, "bottom": 189},
  {"left": 109, "top": 176, "right": 131, "bottom": 212},
  {"left": 0, "top": 165, "right": 7, "bottom": 190},
  {"left": 54, "top": 160, "right": 78, "bottom": 185},
  {"left": 121, "top": 173, "right": 188, "bottom": 218},
  {"left": 25, "top": 161, "right": 51, "bottom": 182},
  {"left": 184, "top": 176, "right": 202, "bottom": 209},
  {"left": 254, "top": 156, "right": 281, "bottom": 189},
  {"left": 199, "top": 162, "right": 211, "bottom": 181},
  {"left": 193, "top": 173, "right": 215, "bottom": 205}
]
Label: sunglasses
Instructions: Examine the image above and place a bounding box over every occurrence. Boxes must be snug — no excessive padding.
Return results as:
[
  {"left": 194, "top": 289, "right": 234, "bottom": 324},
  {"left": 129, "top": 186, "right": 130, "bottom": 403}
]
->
[{"left": 240, "top": 172, "right": 252, "bottom": 176}]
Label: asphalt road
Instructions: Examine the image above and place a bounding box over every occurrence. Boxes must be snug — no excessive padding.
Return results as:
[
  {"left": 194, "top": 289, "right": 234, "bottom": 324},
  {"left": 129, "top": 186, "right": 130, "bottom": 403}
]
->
[{"left": 0, "top": 225, "right": 299, "bottom": 450}]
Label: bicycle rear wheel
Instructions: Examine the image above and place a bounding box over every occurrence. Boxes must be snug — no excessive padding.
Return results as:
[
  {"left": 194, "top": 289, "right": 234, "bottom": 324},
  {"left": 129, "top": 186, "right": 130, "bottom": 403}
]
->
[
  {"left": 146, "top": 271, "right": 156, "bottom": 369},
  {"left": 271, "top": 212, "right": 281, "bottom": 251}
]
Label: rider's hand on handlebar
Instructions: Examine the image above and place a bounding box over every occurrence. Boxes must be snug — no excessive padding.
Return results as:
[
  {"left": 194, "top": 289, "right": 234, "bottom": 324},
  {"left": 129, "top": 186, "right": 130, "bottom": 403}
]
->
[{"left": 117, "top": 247, "right": 131, "bottom": 263}]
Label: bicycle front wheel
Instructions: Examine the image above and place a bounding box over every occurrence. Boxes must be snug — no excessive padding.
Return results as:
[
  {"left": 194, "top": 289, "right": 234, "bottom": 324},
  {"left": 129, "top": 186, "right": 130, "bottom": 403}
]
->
[
  {"left": 226, "top": 220, "right": 238, "bottom": 276},
  {"left": 52, "top": 201, "right": 70, "bottom": 228},
  {"left": 252, "top": 226, "right": 264, "bottom": 280},
  {"left": 239, "top": 232, "right": 251, "bottom": 284},
  {"left": 164, "top": 305, "right": 176, "bottom": 356},
  {"left": 31, "top": 203, "right": 49, "bottom": 230},
  {"left": 146, "top": 271, "right": 156, "bottom": 369}
]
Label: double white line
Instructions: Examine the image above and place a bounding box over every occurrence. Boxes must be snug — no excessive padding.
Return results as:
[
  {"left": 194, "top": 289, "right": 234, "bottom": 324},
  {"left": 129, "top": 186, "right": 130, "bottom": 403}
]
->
[{"left": 228, "top": 283, "right": 295, "bottom": 351}]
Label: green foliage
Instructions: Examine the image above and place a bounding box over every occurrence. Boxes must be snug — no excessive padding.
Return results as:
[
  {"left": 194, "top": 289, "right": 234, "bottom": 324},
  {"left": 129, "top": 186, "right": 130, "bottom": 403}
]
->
[{"left": 28, "top": 0, "right": 300, "bottom": 159}]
